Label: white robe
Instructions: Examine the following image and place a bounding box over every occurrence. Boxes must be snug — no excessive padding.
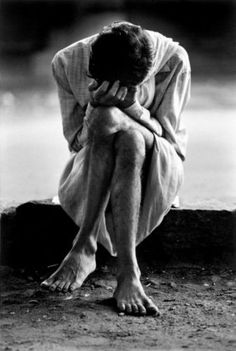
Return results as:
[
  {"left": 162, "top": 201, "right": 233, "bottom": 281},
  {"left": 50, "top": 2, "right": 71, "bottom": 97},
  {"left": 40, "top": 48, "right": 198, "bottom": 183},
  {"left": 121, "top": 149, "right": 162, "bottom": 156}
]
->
[{"left": 52, "top": 29, "right": 191, "bottom": 256}]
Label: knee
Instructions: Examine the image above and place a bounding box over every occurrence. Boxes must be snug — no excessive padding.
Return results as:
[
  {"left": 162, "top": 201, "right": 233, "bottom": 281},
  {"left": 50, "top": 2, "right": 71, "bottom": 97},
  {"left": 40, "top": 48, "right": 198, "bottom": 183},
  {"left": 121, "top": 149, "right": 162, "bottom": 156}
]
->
[
  {"left": 115, "top": 129, "right": 146, "bottom": 167},
  {"left": 87, "top": 106, "right": 120, "bottom": 139}
]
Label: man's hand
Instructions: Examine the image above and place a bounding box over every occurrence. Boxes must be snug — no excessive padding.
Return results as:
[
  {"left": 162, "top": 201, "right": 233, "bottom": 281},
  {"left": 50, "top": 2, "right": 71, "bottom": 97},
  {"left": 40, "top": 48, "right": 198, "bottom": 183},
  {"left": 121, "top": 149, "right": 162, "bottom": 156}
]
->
[{"left": 88, "top": 80, "right": 138, "bottom": 109}]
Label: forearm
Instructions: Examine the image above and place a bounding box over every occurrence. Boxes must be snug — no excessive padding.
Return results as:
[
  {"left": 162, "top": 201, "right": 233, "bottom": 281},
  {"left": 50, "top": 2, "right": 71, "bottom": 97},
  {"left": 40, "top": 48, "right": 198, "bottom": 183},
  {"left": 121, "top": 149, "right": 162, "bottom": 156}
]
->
[
  {"left": 123, "top": 102, "right": 163, "bottom": 137},
  {"left": 76, "top": 103, "right": 95, "bottom": 147}
]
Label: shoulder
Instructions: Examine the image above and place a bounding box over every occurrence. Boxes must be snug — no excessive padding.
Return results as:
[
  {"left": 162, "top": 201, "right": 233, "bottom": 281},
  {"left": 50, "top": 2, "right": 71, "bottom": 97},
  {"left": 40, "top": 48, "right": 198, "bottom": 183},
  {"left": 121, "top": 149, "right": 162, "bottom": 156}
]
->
[
  {"left": 170, "top": 45, "right": 191, "bottom": 72},
  {"left": 51, "top": 34, "right": 98, "bottom": 69},
  {"left": 172, "top": 45, "right": 190, "bottom": 63}
]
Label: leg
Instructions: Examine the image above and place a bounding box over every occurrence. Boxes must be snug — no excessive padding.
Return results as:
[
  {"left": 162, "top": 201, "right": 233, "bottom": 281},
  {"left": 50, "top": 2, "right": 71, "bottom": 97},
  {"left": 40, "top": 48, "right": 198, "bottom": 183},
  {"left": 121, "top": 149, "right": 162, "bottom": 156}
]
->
[
  {"left": 41, "top": 108, "right": 118, "bottom": 292},
  {"left": 111, "top": 130, "right": 159, "bottom": 315},
  {"left": 41, "top": 106, "right": 158, "bottom": 301}
]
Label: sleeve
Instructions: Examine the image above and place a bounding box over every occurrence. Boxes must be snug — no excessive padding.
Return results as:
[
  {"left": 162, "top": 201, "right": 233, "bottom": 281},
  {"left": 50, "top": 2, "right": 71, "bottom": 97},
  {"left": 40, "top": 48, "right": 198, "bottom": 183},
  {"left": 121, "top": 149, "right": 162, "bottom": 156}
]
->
[
  {"left": 151, "top": 46, "right": 191, "bottom": 159},
  {"left": 52, "top": 53, "right": 86, "bottom": 152}
]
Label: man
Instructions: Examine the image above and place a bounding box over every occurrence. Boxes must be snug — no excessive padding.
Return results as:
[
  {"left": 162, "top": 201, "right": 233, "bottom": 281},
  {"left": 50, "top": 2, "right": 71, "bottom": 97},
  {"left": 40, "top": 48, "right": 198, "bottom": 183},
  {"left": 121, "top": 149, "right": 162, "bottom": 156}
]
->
[{"left": 41, "top": 21, "right": 191, "bottom": 316}]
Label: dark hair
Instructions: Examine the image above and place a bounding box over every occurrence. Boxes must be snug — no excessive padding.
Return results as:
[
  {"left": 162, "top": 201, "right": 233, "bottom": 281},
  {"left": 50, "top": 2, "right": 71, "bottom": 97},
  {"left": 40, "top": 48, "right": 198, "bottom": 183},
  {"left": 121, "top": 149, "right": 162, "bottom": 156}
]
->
[{"left": 88, "top": 21, "right": 153, "bottom": 86}]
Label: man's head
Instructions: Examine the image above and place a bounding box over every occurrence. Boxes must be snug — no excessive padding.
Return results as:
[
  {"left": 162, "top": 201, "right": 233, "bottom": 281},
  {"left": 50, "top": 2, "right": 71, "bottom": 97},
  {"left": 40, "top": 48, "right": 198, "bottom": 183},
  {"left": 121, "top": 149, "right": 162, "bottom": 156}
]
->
[{"left": 88, "top": 21, "right": 153, "bottom": 87}]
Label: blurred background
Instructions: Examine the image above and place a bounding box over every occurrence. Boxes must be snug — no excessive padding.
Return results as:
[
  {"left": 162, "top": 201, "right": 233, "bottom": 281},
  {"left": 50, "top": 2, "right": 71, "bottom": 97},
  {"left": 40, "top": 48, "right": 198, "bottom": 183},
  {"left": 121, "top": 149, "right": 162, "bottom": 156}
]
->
[{"left": 0, "top": 0, "right": 236, "bottom": 208}]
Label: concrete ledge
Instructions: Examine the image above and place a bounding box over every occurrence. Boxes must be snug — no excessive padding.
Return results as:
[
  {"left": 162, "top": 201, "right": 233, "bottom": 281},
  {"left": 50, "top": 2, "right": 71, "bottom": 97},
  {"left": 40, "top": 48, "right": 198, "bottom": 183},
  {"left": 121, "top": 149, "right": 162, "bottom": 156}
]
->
[{"left": 0, "top": 200, "right": 236, "bottom": 267}]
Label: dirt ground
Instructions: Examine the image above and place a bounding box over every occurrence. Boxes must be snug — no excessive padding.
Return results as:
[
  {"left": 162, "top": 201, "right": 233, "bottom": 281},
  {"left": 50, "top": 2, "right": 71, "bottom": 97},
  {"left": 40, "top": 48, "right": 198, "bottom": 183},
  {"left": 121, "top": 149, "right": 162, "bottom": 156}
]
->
[{"left": 0, "top": 262, "right": 235, "bottom": 351}]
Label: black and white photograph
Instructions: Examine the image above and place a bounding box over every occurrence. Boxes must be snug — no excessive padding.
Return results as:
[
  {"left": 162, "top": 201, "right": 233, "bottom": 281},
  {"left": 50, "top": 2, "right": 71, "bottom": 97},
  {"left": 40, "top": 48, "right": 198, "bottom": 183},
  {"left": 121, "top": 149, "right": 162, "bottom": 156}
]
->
[{"left": 0, "top": 0, "right": 236, "bottom": 350}]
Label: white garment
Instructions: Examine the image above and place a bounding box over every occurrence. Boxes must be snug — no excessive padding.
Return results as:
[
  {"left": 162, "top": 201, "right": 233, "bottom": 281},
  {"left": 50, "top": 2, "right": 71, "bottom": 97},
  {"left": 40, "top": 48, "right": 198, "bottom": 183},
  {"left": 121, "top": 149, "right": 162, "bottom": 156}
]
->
[{"left": 52, "top": 29, "right": 191, "bottom": 256}]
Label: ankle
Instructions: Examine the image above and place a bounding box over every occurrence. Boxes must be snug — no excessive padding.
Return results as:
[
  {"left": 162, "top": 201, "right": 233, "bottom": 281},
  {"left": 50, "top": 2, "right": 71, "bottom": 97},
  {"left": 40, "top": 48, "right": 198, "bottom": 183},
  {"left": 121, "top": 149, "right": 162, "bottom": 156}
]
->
[
  {"left": 73, "top": 237, "right": 97, "bottom": 257},
  {"left": 117, "top": 263, "right": 141, "bottom": 280}
]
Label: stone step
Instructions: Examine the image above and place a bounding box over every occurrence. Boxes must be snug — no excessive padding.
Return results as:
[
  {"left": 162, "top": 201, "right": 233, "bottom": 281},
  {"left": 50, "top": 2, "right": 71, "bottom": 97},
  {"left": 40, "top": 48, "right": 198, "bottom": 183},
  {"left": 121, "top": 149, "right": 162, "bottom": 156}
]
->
[{"left": 0, "top": 200, "right": 235, "bottom": 268}]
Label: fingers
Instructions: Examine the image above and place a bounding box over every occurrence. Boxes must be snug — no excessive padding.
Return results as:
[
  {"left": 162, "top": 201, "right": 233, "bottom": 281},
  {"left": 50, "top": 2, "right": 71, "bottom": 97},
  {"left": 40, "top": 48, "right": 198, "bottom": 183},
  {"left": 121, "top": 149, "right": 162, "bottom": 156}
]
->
[
  {"left": 116, "top": 86, "right": 128, "bottom": 101},
  {"left": 88, "top": 80, "right": 99, "bottom": 91},
  {"left": 90, "top": 79, "right": 136, "bottom": 107},
  {"left": 95, "top": 80, "right": 120, "bottom": 102},
  {"left": 96, "top": 81, "right": 127, "bottom": 104},
  {"left": 95, "top": 81, "right": 110, "bottom": 97},
  {"left": 108, "top": 80, "right": 120, "bottom": 97},
  {"left": 90, "top": 80, "right": 109, "bottom": 106}
]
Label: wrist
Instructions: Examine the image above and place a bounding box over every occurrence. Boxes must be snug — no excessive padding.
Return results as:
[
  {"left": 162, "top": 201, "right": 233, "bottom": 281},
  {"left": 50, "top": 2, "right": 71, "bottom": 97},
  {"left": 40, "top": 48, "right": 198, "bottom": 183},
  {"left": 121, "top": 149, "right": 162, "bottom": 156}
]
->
[{"left": 123, "top": 101, "right": 144, "bottom": 120}]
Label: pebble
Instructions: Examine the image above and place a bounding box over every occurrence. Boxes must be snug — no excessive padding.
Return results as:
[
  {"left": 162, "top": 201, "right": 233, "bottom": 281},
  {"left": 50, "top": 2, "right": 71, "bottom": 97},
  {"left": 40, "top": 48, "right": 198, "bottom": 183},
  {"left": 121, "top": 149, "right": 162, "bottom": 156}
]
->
[
  {"left": 4, "top": 346, "right": 12, "bottom": 351},
  {"left": 64, "top": 295, "right": 73, "bottom": 300},
  {"left": 118, "top": 312, "right": 125, "bottom": 316},
  {"left": 168, "top": 306, "right": 176, "bottom": 311},
  {"left": 29, "top": 299, "right": 39, "bottom": 305},
  {"left": 93, "top": 281, "right": 105, "bottom": 289},
  {"left": 226, "top": 300, "right": 234, "bottom": 305},
  {"left": 226, "top": 281, "right": 236, "bottom": 288},
  {"left": 146, "top": 279, "right": 160, "bottom": 288},
  {"left": 211, "top": 275, "right": 220, "bottom": 284},
  {"left": 170, "top": 282, "right": 178, "bottom": 289},
  {"left": 80, "top": 312, "right": 87, "bottom": 318},
  {"left": 23, "top": 289, "right": 35, "bottom": 297},
  {"left": 106, "top": 286, "right": 113, "bottom": 291}
]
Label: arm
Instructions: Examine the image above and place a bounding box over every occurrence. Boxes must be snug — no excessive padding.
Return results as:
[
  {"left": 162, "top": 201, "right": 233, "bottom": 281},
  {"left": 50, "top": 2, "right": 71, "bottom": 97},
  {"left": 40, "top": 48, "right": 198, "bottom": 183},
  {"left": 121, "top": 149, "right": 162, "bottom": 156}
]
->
[
  {"left": 123, "top": 102, "right": 163, "bottom": 137},
  {"left": 52, "top": 53, "right": 87, "bottom": 152},
  {"left": 153, "top": 47, "right": 191, "bottom": 160},
  {"left": 124, "top": 46, "right": 191, "bottom": 159},
  {"left": 88, "top": 80, "right": 163, "bottom": 136}
]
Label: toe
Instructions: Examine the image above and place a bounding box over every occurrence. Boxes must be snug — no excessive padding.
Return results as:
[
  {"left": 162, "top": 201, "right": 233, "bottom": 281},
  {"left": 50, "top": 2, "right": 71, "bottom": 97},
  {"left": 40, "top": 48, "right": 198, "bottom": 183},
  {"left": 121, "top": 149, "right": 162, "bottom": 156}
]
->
[
  {"left": 69, "top": 281, "right": 81, "bottom": 292},
  {"left": 117, "top": 301, "right": 126, "bottom": 312},
  {"left": 137, "top": 303, "right": 147, "bottom": 315},
  {"left": 49, "top": 284, "right": 57, "bottom": 292},
  {"left": 57, "top": 281, "right": 66, "bottom": 292},
  {"left": 41, "top": 277, "right": 54, "bottom": 289},
  {"left": 41, "top": 280, "right": 49, "bottom": 289},
  {"left": 125, "top": 303, "right": 132, "bottom": 314},
  {"left": 132, "top": 303, "right": 139, "bottom": 315},
  {"left": 49, "top": 279, "right": 61, "bottom": 291},
  {"left": 63, "top": 282, "right": 71, "bottom": 293},
  {"left": 145, "top": 298, "right": 160, "bottom": 316}
]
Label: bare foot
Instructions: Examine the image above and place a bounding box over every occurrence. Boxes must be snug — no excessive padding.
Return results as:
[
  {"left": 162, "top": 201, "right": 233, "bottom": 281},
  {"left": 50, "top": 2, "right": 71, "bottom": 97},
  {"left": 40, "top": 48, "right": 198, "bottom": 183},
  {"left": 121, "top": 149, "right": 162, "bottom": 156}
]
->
[
  {"left": 114, "top": 269, "right": 160, "bottom": 316},
  {"left": 41, "top": 250, "right": 96, "bottom": 293}
]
